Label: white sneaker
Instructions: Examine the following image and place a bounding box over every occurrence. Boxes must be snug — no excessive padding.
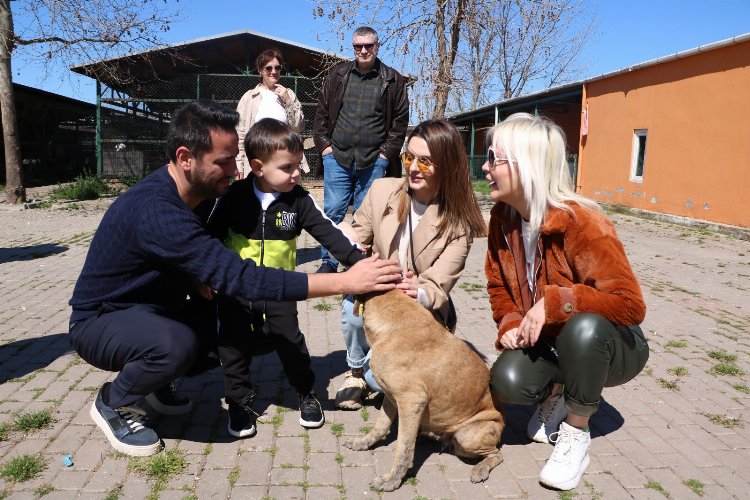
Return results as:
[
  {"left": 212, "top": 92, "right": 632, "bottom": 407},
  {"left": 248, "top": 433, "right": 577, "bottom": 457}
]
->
[
  {"left": 539, "top": 422, "right": 591, "bottom": 490},
  {"left": 527, "top": 393, "right": 567, "bottom": 444}
]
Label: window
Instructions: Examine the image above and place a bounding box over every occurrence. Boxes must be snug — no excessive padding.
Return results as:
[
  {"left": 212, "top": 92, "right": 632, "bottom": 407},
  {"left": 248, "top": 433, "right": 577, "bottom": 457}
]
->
[{"left": 630, "top": 129, "right": 647, "bottom": 182}]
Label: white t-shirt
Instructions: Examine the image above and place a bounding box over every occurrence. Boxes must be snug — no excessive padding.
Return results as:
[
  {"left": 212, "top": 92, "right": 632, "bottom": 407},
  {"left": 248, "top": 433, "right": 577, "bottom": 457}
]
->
[
  {"left": 397, "top": 199, "right": 430, "bottom": 308},
  {"left": 255, "top": 88, "right": 287, "bottom": 123}
]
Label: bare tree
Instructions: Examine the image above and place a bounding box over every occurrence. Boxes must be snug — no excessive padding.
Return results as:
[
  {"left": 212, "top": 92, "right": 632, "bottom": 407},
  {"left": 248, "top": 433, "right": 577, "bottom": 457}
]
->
[
  {"left": 0, "top": 0, "right": 183, "bottom": 204},
  {"left": 312, "top": 0, "right": 595, "bottom": 120}
]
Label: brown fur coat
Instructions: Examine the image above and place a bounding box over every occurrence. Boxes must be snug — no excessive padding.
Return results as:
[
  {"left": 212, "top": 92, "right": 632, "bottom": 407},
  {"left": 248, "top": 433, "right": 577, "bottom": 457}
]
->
[{"left": 485, "top": 202, "right": 646, "bottom": 350}]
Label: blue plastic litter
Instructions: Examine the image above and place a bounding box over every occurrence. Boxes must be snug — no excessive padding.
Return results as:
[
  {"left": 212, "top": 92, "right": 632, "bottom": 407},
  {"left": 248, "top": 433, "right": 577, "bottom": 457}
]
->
[{"left": 62, "top": 454, "right": 74, "bottom": 467}]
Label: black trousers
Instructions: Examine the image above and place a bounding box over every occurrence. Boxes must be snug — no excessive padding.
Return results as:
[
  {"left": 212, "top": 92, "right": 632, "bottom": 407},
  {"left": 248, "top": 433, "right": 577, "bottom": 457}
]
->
[
  {"left": 218, "top": 297, "right": 314, "bottom": 404},
  {"left": 489, "top": 313, "right": 649, "bottom": 417},
  {"left": 68, "top": 298, "right": 218, "bottom": 409}
]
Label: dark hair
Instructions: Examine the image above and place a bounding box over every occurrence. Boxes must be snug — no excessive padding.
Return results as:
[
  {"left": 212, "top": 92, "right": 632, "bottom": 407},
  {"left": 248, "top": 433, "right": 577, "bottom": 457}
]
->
[
  {"left": 255, "top": 48, "right": 285, "bottom": 74},
  {"left": 398, "top": 119, "right": 486, "bottom": 240},
  {"left": 245, "top": 118, "right": 303, "bottom": 163},
  {"left": 166, "top": 100, "right": 239, "bottom": 162},
  {"left": 352, "top": 26, "right": 378, "bottom": 43}
]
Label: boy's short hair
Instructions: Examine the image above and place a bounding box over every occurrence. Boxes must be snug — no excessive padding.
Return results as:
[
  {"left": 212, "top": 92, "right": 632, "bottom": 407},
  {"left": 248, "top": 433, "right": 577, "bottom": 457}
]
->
[{"left": 245, "top": 118, "right": 304, "bottom": 163}]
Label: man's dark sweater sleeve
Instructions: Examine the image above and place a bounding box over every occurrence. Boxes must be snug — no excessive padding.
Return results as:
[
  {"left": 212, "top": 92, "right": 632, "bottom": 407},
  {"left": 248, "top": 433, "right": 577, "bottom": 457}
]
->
[{"left": 140, "top": 194, "right": 308, "bottom": 302}]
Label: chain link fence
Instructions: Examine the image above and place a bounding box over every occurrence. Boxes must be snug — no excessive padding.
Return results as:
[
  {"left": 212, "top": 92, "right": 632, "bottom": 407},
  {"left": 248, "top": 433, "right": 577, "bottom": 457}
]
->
[{"left": 99, "top": 74, "right": 323, "bottom": 180}]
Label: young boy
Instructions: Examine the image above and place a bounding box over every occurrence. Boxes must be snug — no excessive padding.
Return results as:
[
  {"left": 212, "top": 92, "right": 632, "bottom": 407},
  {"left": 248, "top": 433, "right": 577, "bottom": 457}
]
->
[{"left": 208, "top": 118, "right": 365, "bottom": 437}]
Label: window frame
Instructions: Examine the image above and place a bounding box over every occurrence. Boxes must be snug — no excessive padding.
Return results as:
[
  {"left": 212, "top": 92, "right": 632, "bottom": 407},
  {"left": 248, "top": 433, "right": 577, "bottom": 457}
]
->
[{"left": 630, "top": 129, "right": 648, "bottom": 182}]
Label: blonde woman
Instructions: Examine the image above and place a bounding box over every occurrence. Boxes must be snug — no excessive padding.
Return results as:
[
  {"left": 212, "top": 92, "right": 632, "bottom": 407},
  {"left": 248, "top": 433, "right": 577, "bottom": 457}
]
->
[{"left": 483, "top": 112, "right": 648, "bottom": 491}]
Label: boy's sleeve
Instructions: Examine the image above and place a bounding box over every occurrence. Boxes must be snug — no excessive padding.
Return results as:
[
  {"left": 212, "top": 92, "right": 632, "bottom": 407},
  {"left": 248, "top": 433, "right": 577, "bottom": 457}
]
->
[{"left": 298, "top": 191, "right": 365, "bottom": 266}]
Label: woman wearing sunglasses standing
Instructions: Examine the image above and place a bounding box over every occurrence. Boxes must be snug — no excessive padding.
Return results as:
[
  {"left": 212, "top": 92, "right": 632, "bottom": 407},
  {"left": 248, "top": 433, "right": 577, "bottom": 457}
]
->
[
  {"left": 483, "top": 112, "right": 648, "bottom": 491},
  {"left": 235, "top": 48, "right": 306, "bottom": 178},
  {"left": 334, "top": 119, "right": 486, "bottom": 409}
]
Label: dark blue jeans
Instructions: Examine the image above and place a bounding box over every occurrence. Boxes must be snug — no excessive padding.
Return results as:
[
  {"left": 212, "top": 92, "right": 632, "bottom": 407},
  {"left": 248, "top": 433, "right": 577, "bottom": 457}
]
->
[
  {"left": 490, "top": 313, "right": 649, "bottom": 417},
  {"left": 69, "top": 300, "right": 216, "bottom": 408},
  {"left": 319, "top": 153, "right": 387, "bottom": 268}
]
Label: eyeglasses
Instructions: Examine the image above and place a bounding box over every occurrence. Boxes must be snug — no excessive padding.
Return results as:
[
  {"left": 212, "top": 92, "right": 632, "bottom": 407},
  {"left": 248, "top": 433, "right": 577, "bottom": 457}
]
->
[
  {"left": 401, "top": 151, "right": 434, "bottom": 175},
  {"left": 353, "top": 43, "right": 376, "bottom": 52},
  {"left": 487, "top": 147, "right": 509, "bottom": 171},
  {"left": 263, "top": 64, "right": 282, "bottom": 73}
]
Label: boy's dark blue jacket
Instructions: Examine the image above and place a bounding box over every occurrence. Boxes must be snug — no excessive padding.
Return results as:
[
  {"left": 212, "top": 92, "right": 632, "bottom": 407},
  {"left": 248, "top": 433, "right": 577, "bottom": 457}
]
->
[{"left": 69, "top": 167, "right": 308, "bottom": 323}]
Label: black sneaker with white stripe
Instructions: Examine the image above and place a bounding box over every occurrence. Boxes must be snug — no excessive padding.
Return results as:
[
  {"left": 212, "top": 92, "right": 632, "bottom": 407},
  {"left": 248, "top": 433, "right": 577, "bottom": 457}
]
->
[
  {"left": 90, "top": 383, "right": 162, "bottom": 457},
  {"left": 227, "top": 392, "right": 260, "bottom": 438},
  {"left": 298, "top": 391, "right": 324, "bottom": 428}
]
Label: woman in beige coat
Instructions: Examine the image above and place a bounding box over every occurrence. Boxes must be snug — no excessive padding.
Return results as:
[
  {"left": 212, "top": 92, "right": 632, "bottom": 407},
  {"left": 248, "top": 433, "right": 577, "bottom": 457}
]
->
[
  {"left": 335, "top": 119, "right": 486, "bottom": 409},
  {"left": 235, "top": 48, "right": 305, "bottom": 178}
]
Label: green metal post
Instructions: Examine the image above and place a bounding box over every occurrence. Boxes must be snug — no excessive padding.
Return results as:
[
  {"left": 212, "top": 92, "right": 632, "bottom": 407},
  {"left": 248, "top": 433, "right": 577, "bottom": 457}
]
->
[
  {"left": 196, "top": 74, "right": 200, "bottom": 99},
  {"left": 470, "top": 118, "right": 476, "bottom": 178},
  {"left": 96, "top": 80, "right": 102, "bottom": 176}
]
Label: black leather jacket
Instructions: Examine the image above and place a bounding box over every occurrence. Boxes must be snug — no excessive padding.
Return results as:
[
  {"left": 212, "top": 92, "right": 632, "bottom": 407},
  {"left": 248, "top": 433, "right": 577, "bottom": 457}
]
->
[{"left": 313, "top": 59, "right": 409, "bottom": 177}]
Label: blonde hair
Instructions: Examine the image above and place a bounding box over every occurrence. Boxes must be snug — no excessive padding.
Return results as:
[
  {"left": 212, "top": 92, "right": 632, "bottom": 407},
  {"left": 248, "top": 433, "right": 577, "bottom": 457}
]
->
[{"left": 487, "top": 112, "right": 599, "bottom": 231}]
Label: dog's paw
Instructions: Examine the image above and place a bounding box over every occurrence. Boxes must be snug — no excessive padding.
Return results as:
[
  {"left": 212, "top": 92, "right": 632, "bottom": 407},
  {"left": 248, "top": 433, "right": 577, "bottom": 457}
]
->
[
  {"left": 470, "top": 463, "right": 491, "bottom": 483},
  {"left": 371, "top": 474, "right": 402, "bottom": 492},
  {"left": 342, "top": 437, "right": 370, "bottom": 451}
]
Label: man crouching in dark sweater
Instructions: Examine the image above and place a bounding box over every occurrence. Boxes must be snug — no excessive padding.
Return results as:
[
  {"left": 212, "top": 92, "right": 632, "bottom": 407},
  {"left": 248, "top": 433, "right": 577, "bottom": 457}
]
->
[{"left": 68, "top": 100, "right": 402, "bottom": 457}]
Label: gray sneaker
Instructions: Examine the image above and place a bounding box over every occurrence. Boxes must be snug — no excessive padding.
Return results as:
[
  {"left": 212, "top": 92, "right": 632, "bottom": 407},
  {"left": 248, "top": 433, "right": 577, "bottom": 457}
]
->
[
  {"left": 527, "top": 393, "right": 567, "bottom": 444},
  {"left": 144, "top": 380, "right": 192, "bottom": 415},
  {"left": 90, "top": 383, "right": 162, "bottom": 456}
]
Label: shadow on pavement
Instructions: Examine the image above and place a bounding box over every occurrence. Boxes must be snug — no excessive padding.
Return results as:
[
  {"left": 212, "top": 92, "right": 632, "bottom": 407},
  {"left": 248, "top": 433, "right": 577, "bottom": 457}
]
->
[
  {"left": 0, "top": 244, "right": 68, "bottom": 264},
  {"left": 0, "top": 333, "right": 73, "bottom": 383}
]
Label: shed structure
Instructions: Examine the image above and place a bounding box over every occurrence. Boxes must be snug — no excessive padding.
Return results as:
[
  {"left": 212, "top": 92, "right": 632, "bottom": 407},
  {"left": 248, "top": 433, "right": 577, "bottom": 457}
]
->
[{"left": 72, "top": 30, "right": 341, "bottom": 178}]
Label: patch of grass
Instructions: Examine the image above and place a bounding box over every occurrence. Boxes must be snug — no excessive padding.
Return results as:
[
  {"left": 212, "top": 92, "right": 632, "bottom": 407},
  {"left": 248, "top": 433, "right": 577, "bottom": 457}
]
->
[
  {"left": 280, "top": 463, "right": 295, "bottom": 469},
  {"left": 708, "top": 349, "right": 737, "bottom": 363},
  {"left": 667, "top": 366, "right": 689, "bottom": 377},
  {"left": 473, "top": 180, "right": 491, "bottom": 195},
  {"left": 14, "top": 409, "right": 54, "bottom": 432},
  {"left": 459, "top": 282, "right": 485, "bottom": 292},
  {"left": 359, "top": 426, "right": 372, "bottom": 434},
  {"left": 103, "top": 483, "right": 123, "bottom": 500},
  {"left": 0, "top": 454, "right": 46, "bottom": 483},
  {"left": 732, "top": 383, "right": 749, "bottom": 394},
  {"left": 0, "top": 423, "right": 7, "bottom": 441},
  {"left": 683, "top": 478, "right": 704, "bottom": 496},
  {"left": 203, "top": 443, "right": 213, "bottom": 455},
  {"left": 404, "top": 476, "right": 418, "bottom": 486},
  {"left": 334, "top": 453, "right": 344, "bottom": 464},
  {"left": 121, "top": 175, "right": 145, "bottom": 189},
  {"left": 33, "top": 484, "right": 54, "bottom": 496},
  {"left": 645, "top": 481, "right": 670, "bottom": 498},
  {"left": 360, "top": 407, "right": 370, "bottom": 422},
  {"left": 703, "top": 413, "right": 743, "bottom": 429},
  {"left": 129, "top": 449, "right": 186, "bottom": 480},
  {"left": 227, "top": 466, "right": 240, "bottom": 486},
  {"left": 709, "top": 363, "right": 744, "bottom": 376},
  {"left": 558, "top": 492, "right": 575, "bottom": 500},
  {"left": 657, "top": 378, "right": 679, "bottom": 390},
  {"left": 264, "top": 446, "right": 278, "bottom": 456},
  {"left": 665, "top": 340, "right": 687, "bottom": 349},
  {"left": 313, "top": 300, "right": 332, "bottom": 312},
  {"left": 49, "top": 172, "right": 114, "bottom": 201},
  {"left": 331, "top": 422, "right": 344, "bottom": 437}
]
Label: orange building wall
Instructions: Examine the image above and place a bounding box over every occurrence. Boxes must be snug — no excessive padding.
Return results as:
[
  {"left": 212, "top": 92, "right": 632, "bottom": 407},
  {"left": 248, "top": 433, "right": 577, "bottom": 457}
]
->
[{"left": 578, "top": 41, "right": 750, "bottom": 227}]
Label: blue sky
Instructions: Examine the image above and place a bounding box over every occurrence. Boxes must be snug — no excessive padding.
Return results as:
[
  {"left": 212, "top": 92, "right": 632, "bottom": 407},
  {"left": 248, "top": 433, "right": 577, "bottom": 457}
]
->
[{"left": 10, "top": 0, "right": 750, "bottom": 103}]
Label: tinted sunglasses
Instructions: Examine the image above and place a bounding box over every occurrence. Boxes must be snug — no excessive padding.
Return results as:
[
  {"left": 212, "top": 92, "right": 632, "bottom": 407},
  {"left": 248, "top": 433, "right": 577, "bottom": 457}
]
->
[
  {"left": 401, "top": 151, "right": 434, "bottom": 175},
  {"left": 353, "top": 43, "right": 376, "bottom": 51},
  {"left": 487, "top": 147, "right": 509, "bottom": 171},
  {"left": 264, "top": 64, "right": 282, "bottom": 73}
]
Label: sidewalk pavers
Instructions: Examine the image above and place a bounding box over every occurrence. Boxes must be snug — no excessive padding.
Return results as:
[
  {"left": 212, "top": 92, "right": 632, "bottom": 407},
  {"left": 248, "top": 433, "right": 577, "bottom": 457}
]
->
[{"left": 1, "top": 196, "right": 749, "bottom": 498}]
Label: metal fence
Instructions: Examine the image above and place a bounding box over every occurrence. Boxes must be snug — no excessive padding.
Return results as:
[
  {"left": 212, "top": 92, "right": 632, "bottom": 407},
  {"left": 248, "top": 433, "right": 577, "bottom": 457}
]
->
[{"left": 98, "top": 73, "right": 323, "bottom": 179}]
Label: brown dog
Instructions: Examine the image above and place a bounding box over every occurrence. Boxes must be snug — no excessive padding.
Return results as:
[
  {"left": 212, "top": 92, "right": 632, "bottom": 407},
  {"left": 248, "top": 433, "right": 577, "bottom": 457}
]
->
[{"left": 343, "top": 289, "right": 505, "bottom": 491}]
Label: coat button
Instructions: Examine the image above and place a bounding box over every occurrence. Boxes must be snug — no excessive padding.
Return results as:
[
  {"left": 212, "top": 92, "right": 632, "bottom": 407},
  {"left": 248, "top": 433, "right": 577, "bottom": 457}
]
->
[{"left": 563, "top": 303, "right": 573, "bottom": 313}]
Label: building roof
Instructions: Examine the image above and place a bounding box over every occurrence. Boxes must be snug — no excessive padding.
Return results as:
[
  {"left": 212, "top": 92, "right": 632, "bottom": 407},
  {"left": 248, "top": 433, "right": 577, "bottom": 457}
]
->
[
  {"left": 71, "top": 30, "right": 346, "bottom": 91},
  {"left": 448, "top": 31, "right": 750, "bottom": 122}
]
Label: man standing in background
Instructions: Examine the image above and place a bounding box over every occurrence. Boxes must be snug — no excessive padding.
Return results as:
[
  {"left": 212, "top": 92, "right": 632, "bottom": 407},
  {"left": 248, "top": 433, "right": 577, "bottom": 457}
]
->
[{"left": 313, "top": 26, "right": 409, "bottom": 273}]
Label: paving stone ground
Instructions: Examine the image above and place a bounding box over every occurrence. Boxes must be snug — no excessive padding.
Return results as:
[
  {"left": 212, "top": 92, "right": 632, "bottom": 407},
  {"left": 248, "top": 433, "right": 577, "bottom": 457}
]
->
[{"left": 1, "top": 185, "right": 749, "bottom": 499}]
